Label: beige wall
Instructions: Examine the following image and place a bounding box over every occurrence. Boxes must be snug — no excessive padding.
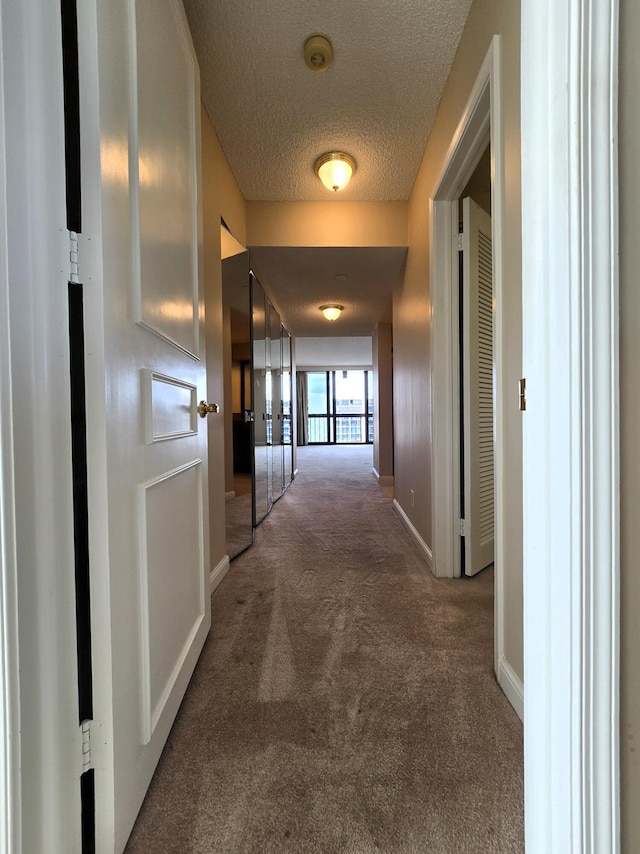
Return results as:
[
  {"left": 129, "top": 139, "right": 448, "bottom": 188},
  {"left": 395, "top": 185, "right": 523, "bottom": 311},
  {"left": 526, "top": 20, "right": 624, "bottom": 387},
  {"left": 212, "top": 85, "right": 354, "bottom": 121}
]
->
[
  {"left": 619, "top": 3, "right": 640, "bottom": 846},
  {"left": 201, "top": 105, "right": 247, "bottom": 567},
  {"left": 392, "top": 0, "right": 523, "bottom": 678},
  {"left": 247, "top": 201, "right": 407, "bottom": 247},
  {"left": 373, "top": 323, "right": 394, "bottom": 481}
]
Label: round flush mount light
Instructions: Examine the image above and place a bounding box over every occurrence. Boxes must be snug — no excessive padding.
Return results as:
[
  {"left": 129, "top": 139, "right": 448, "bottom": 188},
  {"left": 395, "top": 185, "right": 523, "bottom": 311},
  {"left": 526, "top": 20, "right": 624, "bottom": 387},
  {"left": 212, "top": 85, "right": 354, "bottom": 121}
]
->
[
  {"left": 335, "top": 273, "right": 348, "bottom": 281},
  {"left": 304, "top": 34, "right": 333, "bottom": 72},
  {"left": 315, "top": 152, "right": 356, "bottom": 192},
  {"left": 320, "top": 304, "right": 344, "bottom": 322}
]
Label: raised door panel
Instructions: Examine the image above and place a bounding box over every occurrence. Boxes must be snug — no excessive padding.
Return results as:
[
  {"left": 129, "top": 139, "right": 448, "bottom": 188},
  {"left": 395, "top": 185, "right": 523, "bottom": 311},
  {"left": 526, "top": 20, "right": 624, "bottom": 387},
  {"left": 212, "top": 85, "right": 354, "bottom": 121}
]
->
[
  {"left": 142, "top": 370, "right": 197, "bottom": 443},
  {"left": 133, "top": 0, "right": 199, "bottom": 357},
  {"left": 138, "top": 460, "right": 206, "bottom": 743}
]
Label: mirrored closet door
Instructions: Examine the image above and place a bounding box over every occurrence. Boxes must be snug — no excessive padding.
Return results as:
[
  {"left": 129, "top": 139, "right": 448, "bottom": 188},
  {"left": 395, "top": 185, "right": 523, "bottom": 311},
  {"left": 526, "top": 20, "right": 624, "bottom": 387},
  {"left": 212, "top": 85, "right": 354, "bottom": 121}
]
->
[
  {"left": 281, "top": 327, "right": 293, "bottom": 486},
  {"left": 251, "top": 272, "right": 293, "bottom": 527},
  {"left": 222, "top": 248, "right": 254, "bottom": 558},
  {"left": 223, "top": 249, "right": 294, "bottom": 559},
  {"left": 269, "top": 302, "right": 283, "bottom": 504},
  {"left": 251, "top": 273, "right": 270, "bottom": 526}
]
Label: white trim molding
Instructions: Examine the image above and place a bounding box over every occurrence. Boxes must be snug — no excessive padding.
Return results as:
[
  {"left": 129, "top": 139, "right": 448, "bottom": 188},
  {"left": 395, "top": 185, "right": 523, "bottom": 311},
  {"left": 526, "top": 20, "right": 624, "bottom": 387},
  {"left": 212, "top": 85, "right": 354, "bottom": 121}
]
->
[
  {"left": 498, "top": 657, "right": 524, "bottom": 723},
  {"left": 1, "top": 0, "right": 81, "bottom": 849},
  {"left": 372, "top": 467, "right": 394, "bottom": 488},
  {"left": 392, "top": 500, "right": 433, "bottom": 569},
  {"left": 210, "top": 555, "right": 230, "bottom": 595},
  {"left": 0, "top": 8, "right": 21, "bottom": 844},
  {"left": 521, "top": 0, "right": 620, "bottom": 851}
]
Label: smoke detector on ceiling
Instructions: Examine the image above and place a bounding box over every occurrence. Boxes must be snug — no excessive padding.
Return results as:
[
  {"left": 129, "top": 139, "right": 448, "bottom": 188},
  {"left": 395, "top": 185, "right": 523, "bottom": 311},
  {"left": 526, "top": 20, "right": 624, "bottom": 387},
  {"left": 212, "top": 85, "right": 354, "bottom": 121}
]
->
[{"left": 304, "top": 34, "right": 333, "bottom": 72}]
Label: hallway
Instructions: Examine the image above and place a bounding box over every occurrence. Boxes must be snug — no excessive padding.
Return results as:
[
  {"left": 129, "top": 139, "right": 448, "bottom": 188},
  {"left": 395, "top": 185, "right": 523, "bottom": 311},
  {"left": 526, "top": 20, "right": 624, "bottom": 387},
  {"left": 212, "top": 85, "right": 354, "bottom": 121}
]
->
[{"left": 125, "top": 446, "right": 523, "bottom": 853}]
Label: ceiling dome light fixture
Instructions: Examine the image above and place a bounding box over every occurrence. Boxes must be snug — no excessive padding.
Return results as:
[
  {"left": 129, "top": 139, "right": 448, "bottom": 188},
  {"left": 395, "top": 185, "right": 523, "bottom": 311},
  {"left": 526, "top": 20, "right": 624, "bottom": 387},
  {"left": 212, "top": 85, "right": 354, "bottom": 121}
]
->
[
  {"left": 315, "top": 152, "right": 356, "bottom": 192},
  {"left": 320, "top": 304, "right": 344, "bottom": 322}
]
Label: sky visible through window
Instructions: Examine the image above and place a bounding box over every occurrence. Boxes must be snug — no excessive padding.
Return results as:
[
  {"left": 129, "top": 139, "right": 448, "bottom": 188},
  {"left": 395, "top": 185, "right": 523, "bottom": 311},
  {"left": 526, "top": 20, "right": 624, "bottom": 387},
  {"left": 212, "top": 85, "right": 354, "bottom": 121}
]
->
[{"left": 308, "top": 372, "right": 328, "bottom": 414}]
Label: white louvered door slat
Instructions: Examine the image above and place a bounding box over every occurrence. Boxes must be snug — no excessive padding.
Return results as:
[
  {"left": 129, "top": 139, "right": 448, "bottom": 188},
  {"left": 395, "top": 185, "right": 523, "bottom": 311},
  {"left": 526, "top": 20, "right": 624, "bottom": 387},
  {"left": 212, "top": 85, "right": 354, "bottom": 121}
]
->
[{"left": 462, "top": 197, "right": 495, "bottom": 575}]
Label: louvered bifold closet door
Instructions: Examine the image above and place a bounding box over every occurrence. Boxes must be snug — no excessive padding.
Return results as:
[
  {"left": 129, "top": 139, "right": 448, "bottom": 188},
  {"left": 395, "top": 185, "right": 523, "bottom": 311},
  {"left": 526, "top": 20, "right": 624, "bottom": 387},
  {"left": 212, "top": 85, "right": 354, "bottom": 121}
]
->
[
  {"left": 477, "top": 226, "right": 494, "bottom": 552},
  {"left": 462, "top": 197, "right": 495, "bottom": 576}
]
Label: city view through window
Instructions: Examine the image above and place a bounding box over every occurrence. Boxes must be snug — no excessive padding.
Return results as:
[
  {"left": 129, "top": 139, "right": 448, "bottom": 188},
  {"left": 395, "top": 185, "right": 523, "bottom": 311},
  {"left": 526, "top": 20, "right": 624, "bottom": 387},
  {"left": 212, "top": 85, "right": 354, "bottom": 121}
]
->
[{"left": 307, "top": 370, "right": 373, "bottom": 444}]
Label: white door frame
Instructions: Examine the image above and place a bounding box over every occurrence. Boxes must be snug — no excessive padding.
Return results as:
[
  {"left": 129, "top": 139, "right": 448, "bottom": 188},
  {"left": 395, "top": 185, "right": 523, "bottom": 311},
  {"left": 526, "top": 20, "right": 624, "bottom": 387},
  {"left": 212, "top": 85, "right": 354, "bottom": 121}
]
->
[
  {"left": 521, "top": 0, "right": 620, "bottom": 851},
  {"left": 0, "top": 0, "right": 82, "bottom": 851},
  {"left": 430, "top": 37, "right": 517, "bottom": 711},
  {"left": 0, "top": 8, "right": 22, "bottom": 849}
]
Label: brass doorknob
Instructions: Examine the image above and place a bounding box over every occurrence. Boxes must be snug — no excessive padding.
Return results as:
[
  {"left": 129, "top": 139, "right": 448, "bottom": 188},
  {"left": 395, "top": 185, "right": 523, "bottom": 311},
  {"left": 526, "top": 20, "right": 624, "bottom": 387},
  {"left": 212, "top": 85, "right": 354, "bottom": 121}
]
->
[{"left": 198, "top": 400, "right": 220, "bottom": 418}]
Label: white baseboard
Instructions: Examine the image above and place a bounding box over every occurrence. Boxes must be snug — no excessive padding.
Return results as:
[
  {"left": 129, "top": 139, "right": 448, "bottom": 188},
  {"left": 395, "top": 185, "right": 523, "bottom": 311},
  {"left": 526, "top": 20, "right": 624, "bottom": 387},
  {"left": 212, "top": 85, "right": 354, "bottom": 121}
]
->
[
  {"left": 210, "top": 555, "right": 230, "bottom": 595},
  {"left": 392, "top": 499, "right": 433, "bottom": 569},
  {"left": 225, "top": 491, "right": 236, "bottom": 501},
  {"left": 372, "top": 467, "right": 394, "bottom": 487},
  {"left": 498, "top": 656, "right": 524, "bottom": 722}
]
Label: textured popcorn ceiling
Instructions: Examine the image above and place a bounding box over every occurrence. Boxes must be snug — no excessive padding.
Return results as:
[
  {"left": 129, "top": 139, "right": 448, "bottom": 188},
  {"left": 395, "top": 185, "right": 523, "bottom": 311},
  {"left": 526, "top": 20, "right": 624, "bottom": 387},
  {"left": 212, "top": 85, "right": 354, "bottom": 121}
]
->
[{"left": 183, "top": 0, "right": 473, "bottom": 202}]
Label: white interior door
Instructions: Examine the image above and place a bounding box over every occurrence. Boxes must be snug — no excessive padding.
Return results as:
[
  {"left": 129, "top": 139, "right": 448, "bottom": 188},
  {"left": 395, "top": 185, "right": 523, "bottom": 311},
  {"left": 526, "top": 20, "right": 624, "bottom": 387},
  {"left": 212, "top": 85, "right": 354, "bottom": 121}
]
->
[
  {"left": 79, "top": 1, "right": 210, "bottom": 850},
  {"left": 462, "top": 197, "right": 495, "bottom": 576}
]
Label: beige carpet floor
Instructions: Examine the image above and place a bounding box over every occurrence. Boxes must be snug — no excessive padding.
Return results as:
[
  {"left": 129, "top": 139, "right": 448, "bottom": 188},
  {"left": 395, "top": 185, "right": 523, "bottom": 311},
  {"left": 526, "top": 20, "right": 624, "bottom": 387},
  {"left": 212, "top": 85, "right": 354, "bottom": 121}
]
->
[{"left": 125, "top": 445, "right": 523, "bottom": 853}]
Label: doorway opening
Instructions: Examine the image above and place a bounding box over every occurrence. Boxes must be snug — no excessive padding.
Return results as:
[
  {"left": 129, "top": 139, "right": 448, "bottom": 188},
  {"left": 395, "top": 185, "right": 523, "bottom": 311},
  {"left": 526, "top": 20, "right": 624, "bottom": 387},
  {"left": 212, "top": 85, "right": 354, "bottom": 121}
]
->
[{"left": 430, "top": 37, "right": 522, "bottom": 718}]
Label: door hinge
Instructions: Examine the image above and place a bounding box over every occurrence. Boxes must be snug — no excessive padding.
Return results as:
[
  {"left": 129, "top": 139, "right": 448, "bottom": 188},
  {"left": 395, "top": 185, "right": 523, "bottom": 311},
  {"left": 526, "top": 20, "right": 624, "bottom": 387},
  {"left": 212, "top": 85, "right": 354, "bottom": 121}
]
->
[
  {"left": 81, "top": 719, "right": 93, "bottom": 771},
  {"left": 519, "top": 377, "right": 527, "bottom": 411},
  {"left": 459, "top": 518, "right": 466, "bottom": 536},
  {"left": 69, "top": 231, "right": 80, "bottom": 284},
  {"left": 457, "top": 232, "right": 464, "bottom": 251}
]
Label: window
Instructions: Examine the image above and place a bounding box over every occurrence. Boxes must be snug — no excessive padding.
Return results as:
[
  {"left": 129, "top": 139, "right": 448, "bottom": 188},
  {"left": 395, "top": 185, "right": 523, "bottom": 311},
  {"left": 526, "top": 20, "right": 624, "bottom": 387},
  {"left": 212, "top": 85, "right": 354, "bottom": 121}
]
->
[{"left": 306, "top": 370, "right": 372, "bottom": 444}]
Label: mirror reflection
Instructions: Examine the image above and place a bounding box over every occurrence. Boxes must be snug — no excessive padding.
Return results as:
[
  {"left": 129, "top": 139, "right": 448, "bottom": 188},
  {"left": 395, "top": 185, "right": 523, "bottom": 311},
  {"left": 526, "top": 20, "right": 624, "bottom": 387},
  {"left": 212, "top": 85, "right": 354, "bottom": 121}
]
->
[
  {"left": 281, "top": 327, "right": 293, "bottom": 485},
  {"left": 222, "top": 232, "right": 294, "bottom": 559},
  {"left": 251, "top": 274, "right": 270, "bottom": 525},
  {"left": 222, "top": 249, "right": 254, "bottom": 558},
  {"left": 269, "top": 301, "right": 283, "bottom": 504}
]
